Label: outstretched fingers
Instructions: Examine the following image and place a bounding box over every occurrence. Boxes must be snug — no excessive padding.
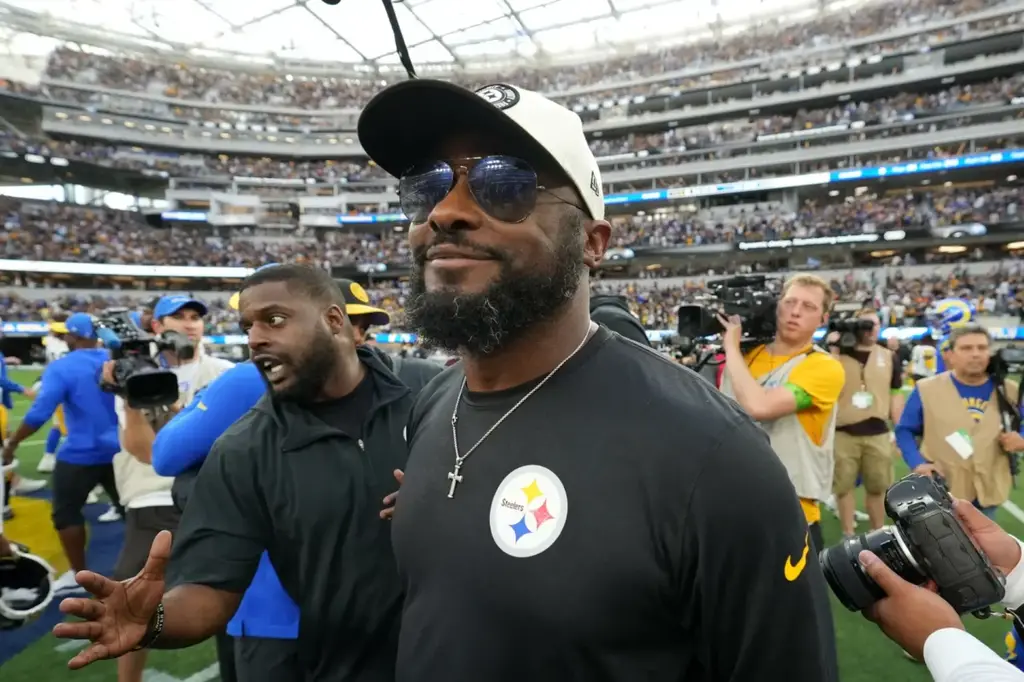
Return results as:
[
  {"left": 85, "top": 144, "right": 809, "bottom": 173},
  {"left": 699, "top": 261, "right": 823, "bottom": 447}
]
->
[
  {"left": 140, "top": 530, "right": 172, "bottom": 580},
  {"left": 67, "top": 642, "right": 113, "bottom": 670},
  {"left": 53, "top": 618, "right": 105, "bottom": 641},
  {"left": 58, "top": 596, "right": 105, "bottom": 620}
]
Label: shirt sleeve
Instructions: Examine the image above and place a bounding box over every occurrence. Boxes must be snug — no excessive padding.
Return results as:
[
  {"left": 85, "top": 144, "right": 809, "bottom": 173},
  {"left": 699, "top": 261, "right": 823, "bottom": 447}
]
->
[
  {"left": 895, "top": 387, "right": 927, "bottom": 470},
  {"left": 22, "top": 365, "right": 66, "bottom": 429},
  {"left": 890, "top": 353, "right": 903, "bottom": 391},
  {"left": 151, "top": 364, "right": 265, "bottom": 477},
  {"left": 785, "top": 352, "right": 845, "bottom": 414},
  {"left": 681, "top": 420, "right": 839, "bottom": 681},
  {"left": 924, "top": 628, "right": 1024, "bottom": 682},
  {"left": 165, "top": 428, "right": 269, "bottom": 594}
]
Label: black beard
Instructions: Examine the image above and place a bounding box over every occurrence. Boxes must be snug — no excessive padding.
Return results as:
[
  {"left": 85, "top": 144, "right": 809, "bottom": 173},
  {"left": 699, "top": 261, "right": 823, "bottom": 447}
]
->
[
  {"left": 268, "top": 326, "right": 340, "bottom": 402},
  {"left": 406, "top": 220, "right": 585, "bottom": 356}
]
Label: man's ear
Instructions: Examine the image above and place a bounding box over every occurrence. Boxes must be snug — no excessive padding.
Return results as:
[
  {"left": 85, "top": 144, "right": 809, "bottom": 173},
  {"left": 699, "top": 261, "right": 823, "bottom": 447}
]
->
[
  {"left": 583, "top": 220, "right": 612, "bottom": 271},
  {"left": 325, "top": 305, "right": 348, "bottom": 335}
]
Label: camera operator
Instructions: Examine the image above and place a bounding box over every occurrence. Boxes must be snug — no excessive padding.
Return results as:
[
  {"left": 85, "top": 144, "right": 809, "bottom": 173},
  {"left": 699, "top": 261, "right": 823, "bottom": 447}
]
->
[
  {"left": 858, "top": 497, "right": 1024, "bottom": 680},
  {"left": 102, "top": 295, "right": 233, "bottom": 682},
  {"left": 829, "top": 310, "right": 905, "bottom": 538},
  {"left": 719, "top": 273, "right": 845, "bottom": 552},
  {"left": 895, "top": 325, "right": 1022, "bottom": 521}
]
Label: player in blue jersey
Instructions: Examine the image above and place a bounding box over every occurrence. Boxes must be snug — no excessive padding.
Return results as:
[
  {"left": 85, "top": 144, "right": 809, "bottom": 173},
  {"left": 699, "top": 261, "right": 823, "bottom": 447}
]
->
[{"left": 1, "top": 313, "right": 122, "bottom": 595}]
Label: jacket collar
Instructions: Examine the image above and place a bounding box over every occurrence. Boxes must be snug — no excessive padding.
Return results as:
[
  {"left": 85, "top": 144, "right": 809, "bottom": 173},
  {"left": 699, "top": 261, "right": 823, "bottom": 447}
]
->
[{"left": 260, "top": 346, "right": 410, "bottom": 452}]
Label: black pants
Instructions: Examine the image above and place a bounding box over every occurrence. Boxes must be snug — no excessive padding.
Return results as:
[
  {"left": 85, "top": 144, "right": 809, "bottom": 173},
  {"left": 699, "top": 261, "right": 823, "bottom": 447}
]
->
[
  {"left": 51, "top": 461, "right": 123, "bottom": 530},
  {"left": 215, "top": 631, "right": 238, "bottom": 682},
  {"left": 235, "top": 636, "right": 303, "bottom": 681},
  {"left": 809, "top": 521, "right": 824, "bottom": 555}
]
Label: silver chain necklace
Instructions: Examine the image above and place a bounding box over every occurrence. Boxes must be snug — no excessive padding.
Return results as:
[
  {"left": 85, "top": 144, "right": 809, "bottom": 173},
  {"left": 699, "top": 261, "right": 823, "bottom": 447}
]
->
[{"left": 446, "top": 322, "right": 597, "bottom": 499}]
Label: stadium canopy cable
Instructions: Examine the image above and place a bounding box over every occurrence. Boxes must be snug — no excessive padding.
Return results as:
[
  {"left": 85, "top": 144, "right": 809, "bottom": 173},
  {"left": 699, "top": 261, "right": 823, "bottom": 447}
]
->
[
  {"left": 321, "top": 0, "right": 416, "bottom": 78},
  {"left": 383, "top": 0, "right": 417, "bottom": 79}
]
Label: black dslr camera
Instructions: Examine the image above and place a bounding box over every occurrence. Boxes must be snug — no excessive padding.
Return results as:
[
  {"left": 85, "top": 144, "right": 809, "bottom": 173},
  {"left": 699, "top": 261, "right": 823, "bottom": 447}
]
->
[
  {"left": 820, "top": 472, "right": 1005, "bottom": 615},
  {"left": 96, "top": 309, "right": 194, "bottom": 409},
  {"left": 827, "top": 316, "right": 875, "bottom": 354},
  {"left": 675, "top": 275, "right": 779, "bottom": 354}
]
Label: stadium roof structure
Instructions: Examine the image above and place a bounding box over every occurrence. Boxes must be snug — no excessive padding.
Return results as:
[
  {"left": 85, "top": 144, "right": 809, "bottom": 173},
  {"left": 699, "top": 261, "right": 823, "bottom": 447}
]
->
[{"left": 0, "top": 0, "right": 828, "bottom": 72}]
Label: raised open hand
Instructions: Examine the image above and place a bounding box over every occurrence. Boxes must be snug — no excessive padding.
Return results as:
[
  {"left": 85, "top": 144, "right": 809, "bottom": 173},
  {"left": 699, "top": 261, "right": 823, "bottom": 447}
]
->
[{"left": 53, "top": 530, "right": 171, "bottom": 669}]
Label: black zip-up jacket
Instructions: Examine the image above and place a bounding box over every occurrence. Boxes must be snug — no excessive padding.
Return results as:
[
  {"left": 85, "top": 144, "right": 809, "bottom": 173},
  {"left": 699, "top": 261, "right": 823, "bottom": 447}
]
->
[
  {"left": 590, "top": 294, "right": 651, "bottom": 347},
  {"left": 169, "top": 348, "right": 439, "bottom": 681}
]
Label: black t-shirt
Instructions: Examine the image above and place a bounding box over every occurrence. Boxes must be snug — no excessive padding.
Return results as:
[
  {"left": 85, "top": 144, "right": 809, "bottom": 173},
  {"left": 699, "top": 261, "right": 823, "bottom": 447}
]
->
[
  {"left": 392, "top": 327, "right": 838, "bottom": 682},
  {"left": 307, "top": 372, "right": 375, "bottom": 439},
  {"left": 838, "top": 348, "right": 903, "bottom": 437}
]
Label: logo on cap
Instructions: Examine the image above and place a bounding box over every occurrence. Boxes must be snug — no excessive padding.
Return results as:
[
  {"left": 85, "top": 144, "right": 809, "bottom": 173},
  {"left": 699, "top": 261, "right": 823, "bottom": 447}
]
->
[
  {"left": 476, "top": 84, "right": 520, "bottom": 111},
  {"left": 590, "top": 171, "right": 600, "bottom": 196},
  {"left": 349, "top": 282, "right": 370, "bottom": 303}
]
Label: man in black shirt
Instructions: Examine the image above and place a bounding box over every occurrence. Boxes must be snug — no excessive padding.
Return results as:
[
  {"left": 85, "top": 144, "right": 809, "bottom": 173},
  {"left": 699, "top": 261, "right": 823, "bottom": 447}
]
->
[
  {"left": 53, "top": 264, "right": 438, "bottom": 681},
  {"left": 359, "top": 81, "right": 839, "bottom": 682}
]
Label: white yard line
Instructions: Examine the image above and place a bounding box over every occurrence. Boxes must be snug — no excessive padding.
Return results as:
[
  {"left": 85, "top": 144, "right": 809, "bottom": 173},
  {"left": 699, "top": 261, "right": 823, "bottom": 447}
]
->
[{"left": 1001, "top": 499, "right": 1024, "bottom": 525}]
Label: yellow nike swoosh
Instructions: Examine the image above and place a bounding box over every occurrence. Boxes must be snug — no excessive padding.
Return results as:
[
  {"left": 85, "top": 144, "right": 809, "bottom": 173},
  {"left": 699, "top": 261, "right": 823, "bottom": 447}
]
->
[{"left": 784, "top": 532, "right": 810, "bottom": 582}]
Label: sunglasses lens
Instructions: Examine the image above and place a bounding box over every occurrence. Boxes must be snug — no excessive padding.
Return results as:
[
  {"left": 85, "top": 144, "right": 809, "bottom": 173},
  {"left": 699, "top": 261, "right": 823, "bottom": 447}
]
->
[
  {"left": 467, "top": 156, "right": 539, "bottom": 223},
  {"left": 399, "top": 162, "right": 455, "bottom": 223}
]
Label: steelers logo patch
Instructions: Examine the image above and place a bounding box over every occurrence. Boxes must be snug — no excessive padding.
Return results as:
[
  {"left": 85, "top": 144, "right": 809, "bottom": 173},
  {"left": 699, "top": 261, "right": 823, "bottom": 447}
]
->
[
  {"left": 489, "top": 465, "right": 568, "bottom": 558},
  {"left": 349, "top": 282, "right": 370, "bottom": 303},
  {"left": 476, "top": 84, "right": 520, "bottom": 111}
]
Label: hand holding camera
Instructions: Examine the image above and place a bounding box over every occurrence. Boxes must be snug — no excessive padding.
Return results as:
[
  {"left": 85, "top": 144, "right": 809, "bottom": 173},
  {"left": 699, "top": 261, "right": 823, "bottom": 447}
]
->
[
  {"left": 821, "top": 473, "right": 1007, "bottom": 615},
  {"left": 855, "top": 499, "right": 1022, "bottom": 659}
]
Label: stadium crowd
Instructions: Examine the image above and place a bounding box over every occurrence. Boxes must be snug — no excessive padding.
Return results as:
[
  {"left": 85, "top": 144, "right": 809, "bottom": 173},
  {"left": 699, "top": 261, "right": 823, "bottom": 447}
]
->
[
  {"left": 3, "top": 73, "right": 1020, "bottom": 188},
  {"left": 3, "top": 261, "right": 1023, "bottom": 341},
  {"left": 27, "top": 0, "right": 1004, "bottom": 115},
  {"left": 1, "top": 185, "right": 1019, "bottom": 271}
]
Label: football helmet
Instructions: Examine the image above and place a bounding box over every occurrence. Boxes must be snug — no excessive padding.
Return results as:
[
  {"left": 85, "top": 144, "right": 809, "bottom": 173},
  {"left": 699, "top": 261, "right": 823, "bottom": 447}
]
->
[{"left": 1, "top": 458, "right": 56, "bottom": 630}]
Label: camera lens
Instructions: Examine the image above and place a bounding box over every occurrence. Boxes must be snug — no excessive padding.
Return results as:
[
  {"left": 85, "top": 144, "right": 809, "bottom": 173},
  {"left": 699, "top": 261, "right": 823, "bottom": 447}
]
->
[{"left": 819, "top": 526, "right": 928, "bottom": 611}]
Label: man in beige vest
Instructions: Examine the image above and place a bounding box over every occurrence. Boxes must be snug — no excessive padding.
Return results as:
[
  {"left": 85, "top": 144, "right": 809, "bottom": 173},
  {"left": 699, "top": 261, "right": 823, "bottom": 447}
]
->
[
  {"left": 830, "top": 310, "right": 905, "bottom": 538},
  {"left": 894, "top": 324, "right": 1024, "bottom": 520},
  {"left": 103, "top": 295, "right": 233, "bottom": 682},
  {"left": 720, "top": 273, "right": 845, "bottom": 552}
]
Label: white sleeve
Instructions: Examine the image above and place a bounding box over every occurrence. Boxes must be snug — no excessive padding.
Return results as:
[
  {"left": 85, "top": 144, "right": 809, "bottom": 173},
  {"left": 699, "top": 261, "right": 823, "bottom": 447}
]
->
[
  {"left": 114, "top": 395, "right": 127, "bottom": 429},
  {"left": 924, "top": 628, "right": 1024, "bottom": 682},
  {"left": 1000, "top": 537, "right": 1024, "bottom": 610}
]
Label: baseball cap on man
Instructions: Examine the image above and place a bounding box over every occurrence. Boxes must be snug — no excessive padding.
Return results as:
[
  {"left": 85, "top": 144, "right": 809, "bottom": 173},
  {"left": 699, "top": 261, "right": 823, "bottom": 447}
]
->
[
  {"left": 337, "top": 279, "right": 390, "bottom": 327},
  {"left": 228, "top": 263, "right": 282, "bottom": 311},
  {"left": 64, "top": 313, "right": 96, "bottom": 339},
  {"left": 153, "top": 295, "right": 208, "bottom": 319},
  {"left": 357, "top": 80, "right": 604, "bottom": 221}
]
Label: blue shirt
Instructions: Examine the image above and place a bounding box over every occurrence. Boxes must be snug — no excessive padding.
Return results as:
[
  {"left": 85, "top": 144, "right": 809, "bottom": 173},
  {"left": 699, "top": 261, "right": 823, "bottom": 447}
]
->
[
  {"left": 0, "top": 358, "right": 25, "bottom": 410},
  {"left": 152, "top": 361, "right": 299, "bottom": 640},
  {"left": 23, "top": 349, "right": 119, "bottom": 465},
  {"left": 895, "top": 374, "right": 1024, "bottom": 470}
]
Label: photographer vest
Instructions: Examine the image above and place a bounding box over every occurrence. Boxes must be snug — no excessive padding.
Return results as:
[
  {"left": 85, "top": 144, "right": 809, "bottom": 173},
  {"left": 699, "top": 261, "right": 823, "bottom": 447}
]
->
[
  {"left": 720, "top": 346, "right": 836, "bottom": 503},
  {"left": 836, "top": 346, "right": 893, "bottom": 427},
  {"left": 917, "top": 373, "right": 1017, "bottom": 507}
]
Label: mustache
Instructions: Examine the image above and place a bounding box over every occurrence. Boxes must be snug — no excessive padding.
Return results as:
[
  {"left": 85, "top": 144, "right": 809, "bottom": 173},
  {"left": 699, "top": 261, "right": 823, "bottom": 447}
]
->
[{"left": 412, "top": 232, "right": 507, "bottom": 265}]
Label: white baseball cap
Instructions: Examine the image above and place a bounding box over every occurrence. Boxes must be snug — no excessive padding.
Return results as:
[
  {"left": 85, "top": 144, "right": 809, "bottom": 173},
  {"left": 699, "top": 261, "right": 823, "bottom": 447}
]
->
[{"left": 357, "top": 80, "right": 605, "bottom": 221}]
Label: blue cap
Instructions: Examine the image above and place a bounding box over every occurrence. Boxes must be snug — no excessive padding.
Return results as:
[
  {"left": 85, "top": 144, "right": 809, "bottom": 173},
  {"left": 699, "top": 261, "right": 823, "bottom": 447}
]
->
[
  {"left": 154, "top": 295, "right": 208, "bottom": 319},
  {"left": 64, "top": 313, "right": 96, "bottom": 339}
]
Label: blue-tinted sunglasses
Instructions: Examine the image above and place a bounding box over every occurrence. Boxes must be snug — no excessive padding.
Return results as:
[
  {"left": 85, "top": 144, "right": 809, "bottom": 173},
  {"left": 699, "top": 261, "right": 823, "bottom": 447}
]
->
[{"left": 398, "top": 155, "right": 581, "bottom": 225}]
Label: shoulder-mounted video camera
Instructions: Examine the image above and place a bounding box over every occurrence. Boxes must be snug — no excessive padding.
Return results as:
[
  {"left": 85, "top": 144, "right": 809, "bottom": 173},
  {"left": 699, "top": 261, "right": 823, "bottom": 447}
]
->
[
  {"left": 988, "top": 345, "right": 1024, "bottom": 478},
  {"left": 821, "top": 472, "right": 1005, "bottom": 616},
  {"left": 675, "top": 275, "right": 780, "bottom": 356},
  {"left": 827, "top": 316, "right": 876, "bottom": 355},
  {"left": 96, "top": 309, "right": 194, "bottom": 408}
]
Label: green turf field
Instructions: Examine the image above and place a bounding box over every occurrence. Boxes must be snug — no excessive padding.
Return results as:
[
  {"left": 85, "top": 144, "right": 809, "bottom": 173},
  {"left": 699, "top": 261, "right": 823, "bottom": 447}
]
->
[{"left": 3, "top": 367, "right": 1023, "bottom": 681}]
